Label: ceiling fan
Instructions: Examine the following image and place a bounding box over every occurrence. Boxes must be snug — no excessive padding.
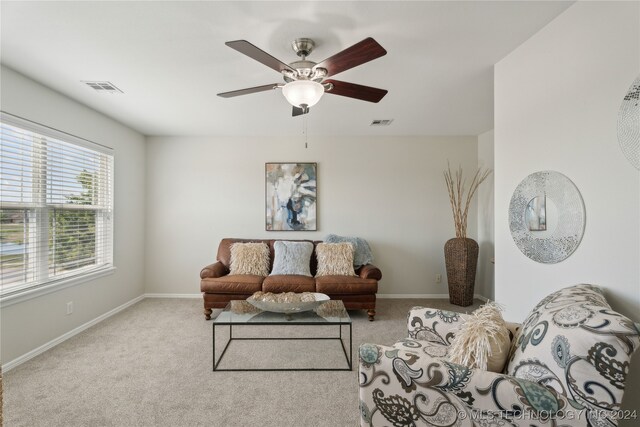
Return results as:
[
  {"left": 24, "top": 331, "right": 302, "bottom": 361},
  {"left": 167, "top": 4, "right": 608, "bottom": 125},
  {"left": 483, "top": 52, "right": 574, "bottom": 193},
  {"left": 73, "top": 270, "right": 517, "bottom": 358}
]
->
[{"left": 217, "top": 37, "right": 388, "bottom": 116}]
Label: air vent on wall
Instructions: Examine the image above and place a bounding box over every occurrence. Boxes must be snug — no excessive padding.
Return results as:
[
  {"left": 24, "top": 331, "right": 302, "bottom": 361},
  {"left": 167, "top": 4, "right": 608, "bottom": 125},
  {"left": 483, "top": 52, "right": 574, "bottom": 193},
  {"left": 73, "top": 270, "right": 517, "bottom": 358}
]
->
[
  {"left": 82, "top": 81, "right": 123, "bottom": 94},
  {"left": 370, "top": 119, "right": 393, "bottom": 126}
]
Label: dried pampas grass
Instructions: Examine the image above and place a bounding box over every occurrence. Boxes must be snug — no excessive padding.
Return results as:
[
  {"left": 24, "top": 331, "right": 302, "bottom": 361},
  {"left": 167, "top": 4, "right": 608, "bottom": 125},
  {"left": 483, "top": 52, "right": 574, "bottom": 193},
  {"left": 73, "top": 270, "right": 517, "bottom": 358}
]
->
[
  {"left": 448, "top": 302, "right": 511, "bottom": 372},
  {"left": 444, "top": 163, "right": 492, "bottom": 238}
]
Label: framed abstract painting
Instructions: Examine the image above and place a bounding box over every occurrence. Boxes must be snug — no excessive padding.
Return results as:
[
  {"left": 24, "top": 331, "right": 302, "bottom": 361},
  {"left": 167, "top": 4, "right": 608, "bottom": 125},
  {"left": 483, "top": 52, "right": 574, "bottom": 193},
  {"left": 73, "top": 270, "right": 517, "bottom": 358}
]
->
[{"left": 265, "top": 162, "right": 317, "bottom": 231}]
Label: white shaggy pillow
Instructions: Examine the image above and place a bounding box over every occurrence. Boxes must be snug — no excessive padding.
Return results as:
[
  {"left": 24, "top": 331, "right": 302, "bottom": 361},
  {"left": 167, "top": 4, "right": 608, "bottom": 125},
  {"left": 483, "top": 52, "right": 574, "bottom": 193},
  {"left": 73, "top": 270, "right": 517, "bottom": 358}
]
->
[
  {"left": 270, "top": 241, "right": 313, "bottom": 276},
  {"left": 229, "top": 242, "right": 270, "bottom": 276},
  {"left": 448, "top": 302, "right": 511, "bottom": 372},
  {"left": 315, "top": 242, "right": 356, "bottom": 277}
]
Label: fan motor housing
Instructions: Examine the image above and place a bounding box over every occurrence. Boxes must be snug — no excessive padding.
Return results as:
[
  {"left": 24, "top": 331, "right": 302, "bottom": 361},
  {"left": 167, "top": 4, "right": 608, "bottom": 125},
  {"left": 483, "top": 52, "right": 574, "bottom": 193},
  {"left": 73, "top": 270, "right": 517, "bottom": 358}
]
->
[
  {"left": 283, "top": 60, "right": 326, "bottom": 83},
  {"left": 291, "top": 38, "right": 315, "bottom": 58},
  {"left": 282, "top": 38, "right": 327, "bottom": 83}
]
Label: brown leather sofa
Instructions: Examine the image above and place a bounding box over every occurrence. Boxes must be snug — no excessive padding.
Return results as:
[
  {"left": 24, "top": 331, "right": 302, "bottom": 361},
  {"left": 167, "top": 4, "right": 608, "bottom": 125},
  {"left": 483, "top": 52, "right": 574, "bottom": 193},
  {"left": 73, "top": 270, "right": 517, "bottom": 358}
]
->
[{"left": 200, "top": 238, "right": 382, "bottom": 321}]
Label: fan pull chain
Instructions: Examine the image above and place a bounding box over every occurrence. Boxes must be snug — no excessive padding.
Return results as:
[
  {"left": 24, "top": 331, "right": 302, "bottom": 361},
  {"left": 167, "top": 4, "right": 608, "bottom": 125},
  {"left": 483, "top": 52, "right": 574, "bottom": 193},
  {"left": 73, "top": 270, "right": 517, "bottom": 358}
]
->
[{"left": 303, "top": 115, "right": 308, "bottom": 149}]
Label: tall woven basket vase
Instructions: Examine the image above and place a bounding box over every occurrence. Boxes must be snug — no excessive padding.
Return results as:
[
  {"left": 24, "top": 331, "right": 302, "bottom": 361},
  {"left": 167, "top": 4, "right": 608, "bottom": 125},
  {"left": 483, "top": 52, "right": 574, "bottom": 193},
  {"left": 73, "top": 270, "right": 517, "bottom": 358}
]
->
[{"left": 444, "top": 237, "right": 479, "bottom": 306}]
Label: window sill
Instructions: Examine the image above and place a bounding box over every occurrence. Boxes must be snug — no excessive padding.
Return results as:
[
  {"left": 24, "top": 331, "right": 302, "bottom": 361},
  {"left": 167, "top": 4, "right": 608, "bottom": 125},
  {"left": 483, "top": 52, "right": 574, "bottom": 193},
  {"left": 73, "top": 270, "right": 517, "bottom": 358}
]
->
[{"left": 0, "top": 266, "right": 116, "bottom": 308}]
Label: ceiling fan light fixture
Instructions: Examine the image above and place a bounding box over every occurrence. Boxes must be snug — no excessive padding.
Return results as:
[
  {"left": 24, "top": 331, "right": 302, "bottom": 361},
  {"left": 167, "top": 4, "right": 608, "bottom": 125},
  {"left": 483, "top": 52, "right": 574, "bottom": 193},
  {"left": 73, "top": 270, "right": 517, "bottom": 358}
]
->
[{"left": 282, "top": 80, "right": 325, "bottom": 108}]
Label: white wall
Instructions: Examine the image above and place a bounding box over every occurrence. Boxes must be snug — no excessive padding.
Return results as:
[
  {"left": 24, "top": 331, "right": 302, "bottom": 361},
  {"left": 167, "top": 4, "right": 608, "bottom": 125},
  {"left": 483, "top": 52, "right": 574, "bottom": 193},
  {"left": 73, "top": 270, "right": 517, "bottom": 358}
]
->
[
  {"left": 494, "top": 1, "right": 640, "bottom": 416},
  {"left": 0, "top": 66, "right": 147, "bottom": 364},
  {"left": 477, "top": 129, "right": 494, "bottom": 299},
  {"left": 145, "top": 135, "right": 479, "bottom": 298}
]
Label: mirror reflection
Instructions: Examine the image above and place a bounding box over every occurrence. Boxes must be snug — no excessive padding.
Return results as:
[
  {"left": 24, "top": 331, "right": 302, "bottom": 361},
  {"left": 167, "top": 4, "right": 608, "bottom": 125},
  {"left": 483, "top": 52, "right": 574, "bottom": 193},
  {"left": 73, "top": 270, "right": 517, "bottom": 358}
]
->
[{"left": 526, "top": 195, "right": 547, "bottom": 231}]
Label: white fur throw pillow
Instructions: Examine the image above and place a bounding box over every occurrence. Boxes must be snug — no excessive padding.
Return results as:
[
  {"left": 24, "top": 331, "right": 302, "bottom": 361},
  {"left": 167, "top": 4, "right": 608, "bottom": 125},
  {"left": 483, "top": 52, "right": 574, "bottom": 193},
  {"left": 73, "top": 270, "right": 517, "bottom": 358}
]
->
[
  {"left": 229, "top": 242, "right": 270, "bottom": 276},
  {"left": 315, "top": 242, "right": 356, "bottom": 277},
  {"left": 448, "top": 302, "right": 511, "bottom": 372},
  {"left": 270, "top": 241, "right": 313, "bottom": 276}
]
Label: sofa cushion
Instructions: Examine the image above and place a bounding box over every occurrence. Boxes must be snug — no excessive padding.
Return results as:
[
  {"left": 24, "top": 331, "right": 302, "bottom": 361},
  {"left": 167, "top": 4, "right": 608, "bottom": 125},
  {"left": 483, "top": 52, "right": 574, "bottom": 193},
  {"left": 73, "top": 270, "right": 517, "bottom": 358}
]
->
[
  {"left": 315, "top": 242, "right": 356, "bottom": 277},
  {"left": 325, "top": 234, "right": 374, "bottom": 267},
  {"left": 270, "top": 240, "right": 313, "bottom": 276},
  {"left": 200, "top": 275, "right": 264, "bottom": 293},
  {"left": 229, "top": 242, "right": 270, "bottom": 276},
  {"left": 315, "top": 275, "right": 377, "bottom": 294},
  {"left": 506, "top": 284, "right": 640, "bottom": 413},
  {"left": 262, "top": 275, "right": 316, "bottom": 293}
]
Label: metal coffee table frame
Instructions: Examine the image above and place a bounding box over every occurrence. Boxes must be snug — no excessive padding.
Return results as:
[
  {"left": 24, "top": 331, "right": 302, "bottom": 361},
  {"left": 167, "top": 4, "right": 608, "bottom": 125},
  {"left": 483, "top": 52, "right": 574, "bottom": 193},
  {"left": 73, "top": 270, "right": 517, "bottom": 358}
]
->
[{"left": 212, "top": 301, "right": 352, "bottom": 372}]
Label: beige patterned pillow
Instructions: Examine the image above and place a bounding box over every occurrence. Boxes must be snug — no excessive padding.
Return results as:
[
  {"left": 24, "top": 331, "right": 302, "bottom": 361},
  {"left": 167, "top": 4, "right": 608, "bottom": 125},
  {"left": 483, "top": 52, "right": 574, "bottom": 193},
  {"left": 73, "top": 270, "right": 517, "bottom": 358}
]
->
[
  {"left": 229, "top": 243, "right": 270, "bottom": 276},
  {"left": 448, "top": 302, "right": 511, "bottom": 372},
  {"left": 315, "top": 242, "right": 356, "bottom": 277}
]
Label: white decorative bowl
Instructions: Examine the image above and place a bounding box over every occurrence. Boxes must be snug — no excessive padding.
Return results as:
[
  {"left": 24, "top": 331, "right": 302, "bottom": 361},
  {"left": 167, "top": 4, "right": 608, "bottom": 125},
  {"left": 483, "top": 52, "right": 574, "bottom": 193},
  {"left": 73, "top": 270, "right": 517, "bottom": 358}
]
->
[{"left": 246, "top": 293, "right": 330, "bottom": 314}]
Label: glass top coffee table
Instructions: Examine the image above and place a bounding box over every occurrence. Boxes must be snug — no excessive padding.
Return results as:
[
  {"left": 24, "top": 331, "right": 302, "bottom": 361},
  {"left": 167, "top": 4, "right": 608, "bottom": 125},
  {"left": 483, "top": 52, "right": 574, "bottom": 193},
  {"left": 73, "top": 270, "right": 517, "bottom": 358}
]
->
[{"left": 212, "top": 299, "right": 352, "bottom": 371}]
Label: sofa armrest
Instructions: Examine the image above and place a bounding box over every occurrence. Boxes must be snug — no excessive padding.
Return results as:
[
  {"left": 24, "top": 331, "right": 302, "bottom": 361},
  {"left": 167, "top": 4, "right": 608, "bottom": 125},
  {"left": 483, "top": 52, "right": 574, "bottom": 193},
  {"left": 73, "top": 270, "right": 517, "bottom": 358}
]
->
[
  {"left": 359, "top": 344, "right": 584, "bottom": 427},
  {"left": 200, "top": 261, "right": 228, "bottom": 279},
  {"left": 407, "top": 306, "right": 472, "bottom": 343},
  {"left": 357, "top": 264, "right": 382, "bottom": 280}
]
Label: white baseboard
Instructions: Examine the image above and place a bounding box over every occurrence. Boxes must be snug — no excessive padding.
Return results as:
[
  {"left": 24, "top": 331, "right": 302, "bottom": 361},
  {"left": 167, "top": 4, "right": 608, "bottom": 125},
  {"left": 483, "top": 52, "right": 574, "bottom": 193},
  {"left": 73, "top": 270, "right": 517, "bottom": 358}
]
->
[
  {"left": 144, "top": 293, "right": 201, "bottom": 299},
  {"left": 378, "top": 293, "right": 490, "bottom": 301},
  {"left": 475, "top": 294, "right": 490, "bottom": 302},
  {"left": 378, "top": 293, "right": 449, "bottom": 299},
  {"left": 2, "top": 294, "right": 145, "bottom": 373}
]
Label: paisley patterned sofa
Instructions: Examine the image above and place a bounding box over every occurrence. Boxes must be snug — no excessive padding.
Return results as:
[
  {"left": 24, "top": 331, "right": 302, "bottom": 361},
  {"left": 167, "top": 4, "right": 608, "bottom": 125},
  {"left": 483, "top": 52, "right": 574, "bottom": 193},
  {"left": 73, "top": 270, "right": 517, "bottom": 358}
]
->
[{"left": 359, "top": 284, "right": 639, "bottom": 426}]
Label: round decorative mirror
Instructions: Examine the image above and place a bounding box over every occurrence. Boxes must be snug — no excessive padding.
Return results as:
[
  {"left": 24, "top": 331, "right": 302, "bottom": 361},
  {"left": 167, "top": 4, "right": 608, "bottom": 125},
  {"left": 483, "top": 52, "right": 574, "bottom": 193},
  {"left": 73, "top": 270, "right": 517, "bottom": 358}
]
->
[
  {"left": 509, "top": 171, "right": 585, "bottom": 263},
  {"left": 617, "top": 75, "right": 639, "bottom": 170}
]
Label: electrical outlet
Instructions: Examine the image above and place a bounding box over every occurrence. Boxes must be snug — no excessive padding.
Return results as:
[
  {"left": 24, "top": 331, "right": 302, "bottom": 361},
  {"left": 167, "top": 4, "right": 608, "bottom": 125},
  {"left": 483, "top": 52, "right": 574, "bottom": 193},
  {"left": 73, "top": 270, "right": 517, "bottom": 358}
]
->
[
  {"left": 435, "top": 274, "right": 442, "bottom": 284},
  {"left": 66, "top": 301, "right": 73, "bottom": 315}
]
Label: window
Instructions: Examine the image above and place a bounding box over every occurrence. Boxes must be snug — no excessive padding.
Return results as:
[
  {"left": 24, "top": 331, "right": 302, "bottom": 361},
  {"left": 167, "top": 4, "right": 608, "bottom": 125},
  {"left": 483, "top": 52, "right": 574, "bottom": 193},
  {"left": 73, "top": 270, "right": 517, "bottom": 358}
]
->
[{"left": 0, "top": 113, "right": 114, "bottom": 300}]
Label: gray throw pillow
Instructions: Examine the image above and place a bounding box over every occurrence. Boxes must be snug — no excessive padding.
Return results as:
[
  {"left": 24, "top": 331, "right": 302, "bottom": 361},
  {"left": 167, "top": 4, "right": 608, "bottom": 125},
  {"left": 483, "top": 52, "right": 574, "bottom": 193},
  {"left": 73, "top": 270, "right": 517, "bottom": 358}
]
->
[
  {"left": 270, "top": 241, "right": 314, "bottom": 276},
  {"left": 324, "top": 234, "right": 374, "bottom": 267}
]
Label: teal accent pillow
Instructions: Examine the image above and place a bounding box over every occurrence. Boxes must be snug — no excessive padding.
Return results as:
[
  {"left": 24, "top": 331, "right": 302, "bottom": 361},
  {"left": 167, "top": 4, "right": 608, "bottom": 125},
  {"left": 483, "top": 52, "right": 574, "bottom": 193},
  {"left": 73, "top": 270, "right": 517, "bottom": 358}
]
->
[{"left": 270, "top": 241, "right": 313, "bottom": 276}]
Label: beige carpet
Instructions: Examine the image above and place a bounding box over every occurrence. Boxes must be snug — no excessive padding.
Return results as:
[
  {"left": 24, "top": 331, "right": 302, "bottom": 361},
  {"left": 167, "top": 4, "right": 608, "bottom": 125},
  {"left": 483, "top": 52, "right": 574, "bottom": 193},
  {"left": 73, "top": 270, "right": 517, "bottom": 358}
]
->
[{"left": 3, "top": 297, "right": 482, "bottom": 427}]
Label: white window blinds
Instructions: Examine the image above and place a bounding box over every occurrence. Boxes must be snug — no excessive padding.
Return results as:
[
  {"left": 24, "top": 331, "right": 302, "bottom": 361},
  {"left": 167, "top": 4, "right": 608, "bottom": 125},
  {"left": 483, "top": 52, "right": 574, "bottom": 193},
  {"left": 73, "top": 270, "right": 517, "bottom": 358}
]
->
[{"left": 0, "top": 113, "right": 114, "bottom": 296}]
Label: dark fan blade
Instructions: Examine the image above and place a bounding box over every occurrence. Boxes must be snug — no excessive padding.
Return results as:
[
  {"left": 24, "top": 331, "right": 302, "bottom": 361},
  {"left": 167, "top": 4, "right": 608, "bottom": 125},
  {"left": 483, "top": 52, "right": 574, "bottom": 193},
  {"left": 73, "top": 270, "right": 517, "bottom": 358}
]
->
[
  {"left": 226, "top": 40, "right": 294, "bottom": 73},
  {"left": 217, "top": 83, "right": 279, "bottom": 98},
  {"left": 324, "top": 80, "right": 388, "bottom": 103},
  {"left": 292, "top": 106, "right": 309, "bottom": 116},
  {"left": 313, "top": 38, "right": 386, "bottom": 77}
]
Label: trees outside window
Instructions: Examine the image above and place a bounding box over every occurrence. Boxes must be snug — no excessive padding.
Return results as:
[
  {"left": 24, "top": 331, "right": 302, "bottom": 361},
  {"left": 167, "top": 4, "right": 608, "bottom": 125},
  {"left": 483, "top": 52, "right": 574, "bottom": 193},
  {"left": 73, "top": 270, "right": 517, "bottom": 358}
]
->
[{"left": 0, "top": 115, "right": 113, "bottom": 296}]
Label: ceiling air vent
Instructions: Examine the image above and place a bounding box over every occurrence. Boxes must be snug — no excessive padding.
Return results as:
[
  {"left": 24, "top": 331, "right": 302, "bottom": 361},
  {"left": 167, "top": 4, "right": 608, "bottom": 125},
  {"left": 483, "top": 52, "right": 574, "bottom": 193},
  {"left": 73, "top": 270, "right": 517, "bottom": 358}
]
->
[
  {"left": 370, "top": 119, "right": 394, "bottom": 126},
  {"left": 82, "top": 81, "right": 123, "bottom": 94}
]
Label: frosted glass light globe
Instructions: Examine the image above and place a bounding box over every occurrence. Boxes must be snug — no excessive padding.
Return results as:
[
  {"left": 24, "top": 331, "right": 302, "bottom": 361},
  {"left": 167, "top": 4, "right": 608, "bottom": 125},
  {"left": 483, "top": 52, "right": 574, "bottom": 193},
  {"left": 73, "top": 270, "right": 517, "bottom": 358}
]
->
[{"left": 282, "top": 80, "right": 325, "bottom": 108}]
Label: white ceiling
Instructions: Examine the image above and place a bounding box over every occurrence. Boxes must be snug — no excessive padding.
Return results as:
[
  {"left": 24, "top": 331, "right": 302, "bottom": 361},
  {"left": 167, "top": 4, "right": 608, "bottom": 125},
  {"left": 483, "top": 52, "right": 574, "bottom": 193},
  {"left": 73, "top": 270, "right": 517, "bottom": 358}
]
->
[{"left": 1, "top": 1, "right": 573, "bottom": 137}]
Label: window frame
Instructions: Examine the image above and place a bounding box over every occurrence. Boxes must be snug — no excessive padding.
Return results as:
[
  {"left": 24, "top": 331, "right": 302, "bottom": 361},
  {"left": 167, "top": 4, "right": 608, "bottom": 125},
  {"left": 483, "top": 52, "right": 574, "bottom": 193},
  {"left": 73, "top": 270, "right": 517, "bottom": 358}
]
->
[{"left": 0, "top": 112, "right": 115, "bottom": 307}]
